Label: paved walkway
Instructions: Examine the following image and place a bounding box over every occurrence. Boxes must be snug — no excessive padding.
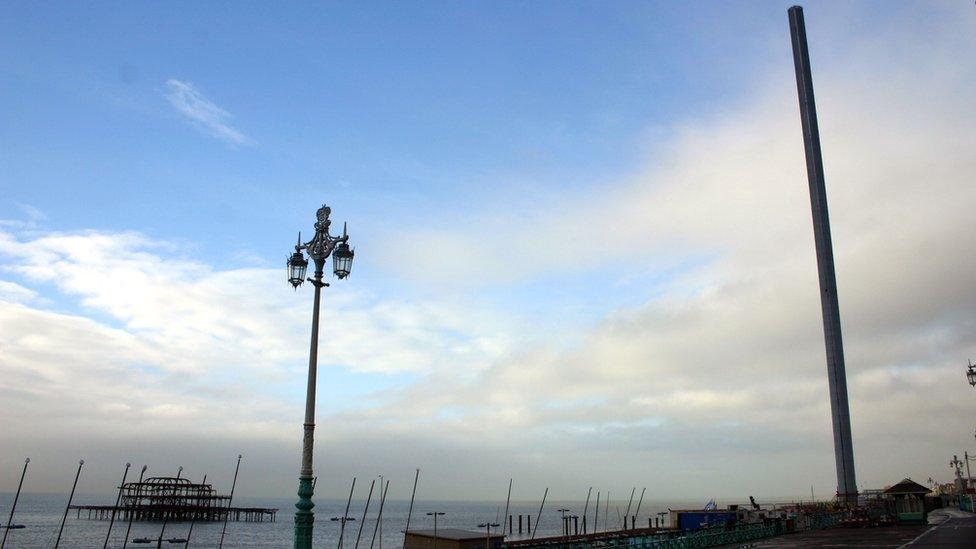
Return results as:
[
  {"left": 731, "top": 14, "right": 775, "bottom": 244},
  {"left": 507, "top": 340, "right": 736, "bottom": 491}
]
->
[
  {"left": 724, "top": 509, "right": 976, "bottom": 548},
  {"left": 903, "top": 508, "right": 976, "bottom": 547}
]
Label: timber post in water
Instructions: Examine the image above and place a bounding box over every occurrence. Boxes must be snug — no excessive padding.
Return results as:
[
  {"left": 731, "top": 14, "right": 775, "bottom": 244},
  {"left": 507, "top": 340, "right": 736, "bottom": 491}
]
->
[
  {"left": 788, "top": 5, "right": 858, "bottom": 505},
  {"left": 1, "top": 457, "right": 29, "bottom": 549}
]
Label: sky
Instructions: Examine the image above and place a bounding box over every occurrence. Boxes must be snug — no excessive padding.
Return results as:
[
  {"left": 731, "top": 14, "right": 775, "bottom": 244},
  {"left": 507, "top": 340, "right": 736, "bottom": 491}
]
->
[{"left": 1, "top": 1, "right": 975, "bottom": 504}]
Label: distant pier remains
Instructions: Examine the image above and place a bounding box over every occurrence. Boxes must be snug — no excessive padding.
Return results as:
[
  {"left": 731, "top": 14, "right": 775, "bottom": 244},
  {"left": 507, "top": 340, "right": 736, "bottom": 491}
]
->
[{"left": 69, "top": 477, "right": 277, "bottom": 523}]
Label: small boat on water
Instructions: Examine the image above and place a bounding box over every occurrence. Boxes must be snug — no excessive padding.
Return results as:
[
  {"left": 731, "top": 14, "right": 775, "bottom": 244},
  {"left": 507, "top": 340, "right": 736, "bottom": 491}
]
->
[
  {"left": 131, "top": 537, "right": 152, "bottom": 544},
  {"left": 2, "top": 525, "right": 25, "bottom": 529}
]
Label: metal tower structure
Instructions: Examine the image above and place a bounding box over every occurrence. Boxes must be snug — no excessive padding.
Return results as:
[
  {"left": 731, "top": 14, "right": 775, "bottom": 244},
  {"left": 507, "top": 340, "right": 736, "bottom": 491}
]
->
[{"left": 788, "top": 5, "right": 858, "bottom": 505}]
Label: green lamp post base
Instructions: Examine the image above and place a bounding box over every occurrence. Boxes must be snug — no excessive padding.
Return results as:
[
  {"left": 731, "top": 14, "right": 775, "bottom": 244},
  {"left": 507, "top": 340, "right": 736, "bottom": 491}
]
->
[{"left": 294, "top": 475, "right": 315, "bottom": 549}]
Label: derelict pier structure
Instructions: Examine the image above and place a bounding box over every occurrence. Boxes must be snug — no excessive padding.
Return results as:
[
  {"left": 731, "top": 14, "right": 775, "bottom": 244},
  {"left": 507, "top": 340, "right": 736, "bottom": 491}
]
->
[{"left": 69, "top": 477, "right": 277, "bottom": 523}]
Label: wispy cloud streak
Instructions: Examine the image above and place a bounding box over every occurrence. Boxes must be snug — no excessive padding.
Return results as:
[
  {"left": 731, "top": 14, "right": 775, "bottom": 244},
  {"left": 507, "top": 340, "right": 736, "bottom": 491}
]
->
[{"left": 165, "top": 79, "right": 251, "bottom": 145}]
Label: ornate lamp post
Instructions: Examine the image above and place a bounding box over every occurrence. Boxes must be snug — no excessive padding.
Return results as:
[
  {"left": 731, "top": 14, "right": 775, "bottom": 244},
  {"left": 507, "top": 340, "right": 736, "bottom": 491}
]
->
[
  {"left": 950, "top": 454, "right": 965, "bottom": 495},
  {"left": 966, "top": 360, "right": 975, "bottom": 387},
  {"left": 288, "top": 204, "right": 354, "bottom": 549}
]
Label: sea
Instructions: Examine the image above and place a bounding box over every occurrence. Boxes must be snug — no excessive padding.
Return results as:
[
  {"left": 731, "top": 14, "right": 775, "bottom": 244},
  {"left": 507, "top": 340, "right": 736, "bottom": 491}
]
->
[{"left": 0, "top": 493, "right": 693, "bottom": 548}]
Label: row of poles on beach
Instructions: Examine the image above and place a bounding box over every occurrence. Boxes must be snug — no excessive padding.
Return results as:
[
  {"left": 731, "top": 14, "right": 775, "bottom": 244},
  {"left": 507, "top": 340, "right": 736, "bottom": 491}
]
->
[
  {"left": 1, "top": 455, "right": 243, "bottom": 549},
  {"left": 328, "top": 471, "right": 398, "bottom": 549},
  {"left": 329, "top": 472, "right": 664, "bottom": 549},
  {"left": 531, "top": 486, "right": 671, "bottom": 537},
  {"left": 4, "top": 458, "right": 665, "bottom": 549}
]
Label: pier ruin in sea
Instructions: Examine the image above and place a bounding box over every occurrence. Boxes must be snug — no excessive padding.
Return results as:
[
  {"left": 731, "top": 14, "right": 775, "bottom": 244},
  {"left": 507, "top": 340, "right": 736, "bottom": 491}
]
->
[{"left": 69, "top": 477, "right": 277, "bottom": 523}]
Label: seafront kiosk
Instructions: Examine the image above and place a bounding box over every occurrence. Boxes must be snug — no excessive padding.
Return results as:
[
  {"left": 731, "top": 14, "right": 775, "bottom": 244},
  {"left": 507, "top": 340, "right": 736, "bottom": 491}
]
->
[{"left": 883, "top": 478, "right": 931, "bottom": 523}]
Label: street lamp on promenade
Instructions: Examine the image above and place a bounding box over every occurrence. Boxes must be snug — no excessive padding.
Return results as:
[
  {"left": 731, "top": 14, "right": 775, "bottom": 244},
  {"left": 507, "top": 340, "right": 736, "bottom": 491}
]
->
[
  {"left": 426, "top": 512, "right": 445, "bottom": 549},
  {"left": 288, "top": 204, "right": 355, "bottom": 549},
  {"left": 330, "top": 516, "right": 356, "bottom": 549},
  {"left": 556, "top": 509, "right": 569, "bottom": 536},
  {"left": 477, "top": 522, "right": 499, "bottom": 549},
  {"left": 966, "top": 360, "right": 975, "bottom": 387}
]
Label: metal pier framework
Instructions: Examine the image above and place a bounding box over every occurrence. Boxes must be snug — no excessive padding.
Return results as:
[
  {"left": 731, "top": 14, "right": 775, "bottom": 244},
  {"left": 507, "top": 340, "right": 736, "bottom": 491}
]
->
[{"left": 69, "top": 477, "right": 277, "bottom": 523}]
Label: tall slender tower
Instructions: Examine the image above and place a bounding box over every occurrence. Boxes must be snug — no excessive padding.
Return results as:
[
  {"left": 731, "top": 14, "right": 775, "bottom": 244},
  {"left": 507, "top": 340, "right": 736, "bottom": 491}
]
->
[{"left": 788, "top": 5, "right": 858, "bottom": 505}]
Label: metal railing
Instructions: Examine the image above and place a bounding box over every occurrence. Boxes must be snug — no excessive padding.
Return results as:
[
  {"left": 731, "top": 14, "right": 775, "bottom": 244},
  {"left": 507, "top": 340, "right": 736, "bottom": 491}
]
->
[{"left": 504, "top": 511, "right": 853, "bottom": 549}]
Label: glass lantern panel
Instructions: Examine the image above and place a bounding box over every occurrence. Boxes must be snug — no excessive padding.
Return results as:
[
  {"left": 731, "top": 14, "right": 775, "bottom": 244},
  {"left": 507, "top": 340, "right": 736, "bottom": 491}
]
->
[
  {"left": 289, "top": 262, "right": 304, "bottom": 280},
  {"left": 333, "top": 255, "right": 351, "bottom": 278},
  {"left": 288, "top": 253, "right": 308, "bottom": 285}
]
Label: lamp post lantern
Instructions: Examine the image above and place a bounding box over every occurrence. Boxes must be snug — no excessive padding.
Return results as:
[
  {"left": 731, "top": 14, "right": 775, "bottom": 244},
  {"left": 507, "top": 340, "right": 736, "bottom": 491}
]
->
[
  {"left": 966, "top": 360, "right": 975, "bottom": 387},
  {"left": 289, "top": 204, "right": 354, "bottom": 549},
  {"left": 330, "top": 516, "right": 356, "bottom": 549},
  {"left": 556, "top": 509, "right": 569, "bottom": 536},
  {"left": 477, "top": 522, "right": 499, "bottom": 549}
]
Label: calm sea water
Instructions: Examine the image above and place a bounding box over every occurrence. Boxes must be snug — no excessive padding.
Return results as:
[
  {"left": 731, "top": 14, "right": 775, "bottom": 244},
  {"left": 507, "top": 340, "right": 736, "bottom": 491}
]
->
[{"left": 0, "top": 493, "right": 686, "bottom": 548}]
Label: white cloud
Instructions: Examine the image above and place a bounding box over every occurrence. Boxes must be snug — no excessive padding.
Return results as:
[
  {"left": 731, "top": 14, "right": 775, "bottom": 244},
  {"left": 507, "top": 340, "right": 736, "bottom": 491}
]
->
[
  {"left": 0, "top": 280, "right": 37, "bottom": 303},
  {"left": 0, "top": 226, "right": 518, "bottom": 496},
  {"left": 165, "top": 79, "right": 251, "bottom": 145}
]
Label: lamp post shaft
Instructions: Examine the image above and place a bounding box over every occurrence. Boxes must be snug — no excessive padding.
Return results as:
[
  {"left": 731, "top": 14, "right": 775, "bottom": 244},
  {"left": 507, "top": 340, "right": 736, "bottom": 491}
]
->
[
  {"left": 966, "top": 452, "right": 973, "bottom": 495},
  {"left": 295, "top": 260, "right": 325, "bottom": 549}
]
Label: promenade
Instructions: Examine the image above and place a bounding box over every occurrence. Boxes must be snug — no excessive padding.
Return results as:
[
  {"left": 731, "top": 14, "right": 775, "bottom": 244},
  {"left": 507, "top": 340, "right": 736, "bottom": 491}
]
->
[{"left": 741, "top": 509, "right": 976, "bottom": 548}]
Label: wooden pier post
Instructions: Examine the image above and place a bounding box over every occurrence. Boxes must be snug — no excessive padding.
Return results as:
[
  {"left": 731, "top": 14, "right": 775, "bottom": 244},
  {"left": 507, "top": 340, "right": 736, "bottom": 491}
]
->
[
  {"left": 581, "top": 487, "right": 592, "bottom": 535},
  {"left": 122, "top": 465, "right": 147, "bottom": 549},
  {"left": 501, "top": 479, "right": 512, "bottom": 538},
  {"left": 593, "top": 492, "right": 600, "bottom": 534},
  {"left": 530, "top": 488, "right": 547, "bottom": 539},
  {"left": 219, "top": 455, "right": 243, "bottom": 549},
  {"left": 353, "top": 478, "right": 375, "bottom": 549},
  {"left": 104, "top": 462, "right": 131, "bottom": 549},
  {"left": 55, "top": 460, "right": 84, "bottom": 549},
  {"left": 1, "top": 458, "right": 29, "bottom": 549}
]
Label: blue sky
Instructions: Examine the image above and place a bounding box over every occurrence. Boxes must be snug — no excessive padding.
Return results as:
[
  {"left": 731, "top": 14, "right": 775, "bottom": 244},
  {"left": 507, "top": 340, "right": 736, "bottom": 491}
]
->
[
  {"left": 2, "top": 2, "right": 975, "bottom": 501},
  {"left": 3, "top": 2, "right": 814, "bottom": 248},
  {"left": 0, "top": 0, "right": 908, "bottom": 328}
]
